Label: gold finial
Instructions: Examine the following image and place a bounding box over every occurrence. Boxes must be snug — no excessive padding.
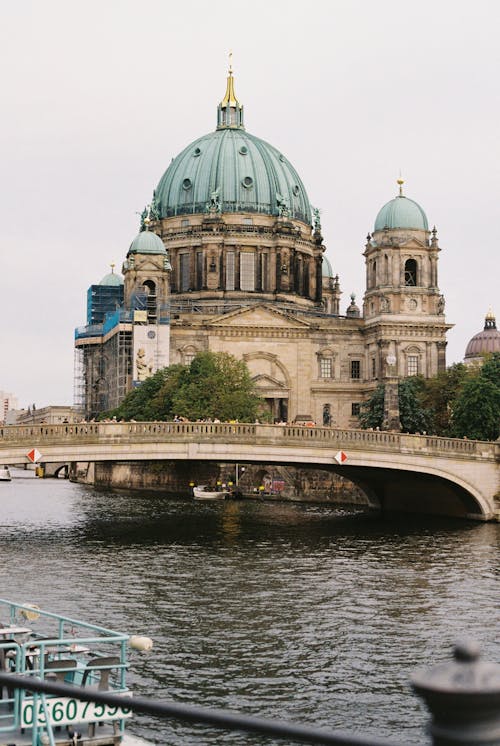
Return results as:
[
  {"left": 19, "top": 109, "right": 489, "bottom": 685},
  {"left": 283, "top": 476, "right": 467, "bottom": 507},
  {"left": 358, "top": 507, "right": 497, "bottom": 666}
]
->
[
  {"left": 110, "top": 263, "right": 115, "bottom": 273},
  {"left": 221, "top": 52, "right": 239, "bottom": 108},
  {"left": 397, "top": 177, "right": 404, "bottom": 196}
]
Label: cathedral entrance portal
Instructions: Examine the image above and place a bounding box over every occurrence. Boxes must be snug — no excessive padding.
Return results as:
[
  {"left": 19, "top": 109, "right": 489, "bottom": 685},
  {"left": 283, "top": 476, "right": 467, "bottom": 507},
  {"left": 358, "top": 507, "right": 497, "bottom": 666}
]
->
[{"left": 264, "top": 397, "right": 288, "bottom": 423}]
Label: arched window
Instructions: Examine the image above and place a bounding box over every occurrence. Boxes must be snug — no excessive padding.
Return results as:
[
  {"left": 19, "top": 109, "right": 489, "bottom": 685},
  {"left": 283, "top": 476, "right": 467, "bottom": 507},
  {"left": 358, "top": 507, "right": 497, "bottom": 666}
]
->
[
  {"left": 404, "top": 259, "right": 418, "bottom": 286},
  {"left": 372, "top": 260, "right": 377, "bottom": 287},
  {"left": 143, "top": 280, "right": 157, "bottom": 322},
  {"left": 322, "top": 404, "right": 331, "bottom": 426}
]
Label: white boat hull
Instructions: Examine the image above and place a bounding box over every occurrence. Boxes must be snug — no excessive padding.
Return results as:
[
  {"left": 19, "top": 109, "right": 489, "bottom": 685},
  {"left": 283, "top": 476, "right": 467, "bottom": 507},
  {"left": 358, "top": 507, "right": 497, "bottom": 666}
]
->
[
  {"left": 0, "top": 467, "right": 11, "bottom": 481},
  {"left": 193, "top": 486, "right": 229, "bottom": 500}
]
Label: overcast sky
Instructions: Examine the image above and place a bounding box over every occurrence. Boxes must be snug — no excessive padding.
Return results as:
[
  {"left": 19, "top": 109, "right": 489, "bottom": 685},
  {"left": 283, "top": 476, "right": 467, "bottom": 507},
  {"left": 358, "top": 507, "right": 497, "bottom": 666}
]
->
[{"left": 1, "top": 0, "right": 498, "bottom": 408}]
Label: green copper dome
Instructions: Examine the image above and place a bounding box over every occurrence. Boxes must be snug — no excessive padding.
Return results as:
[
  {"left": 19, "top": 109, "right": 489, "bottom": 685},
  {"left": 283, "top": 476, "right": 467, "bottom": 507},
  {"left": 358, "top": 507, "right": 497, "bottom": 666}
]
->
[
  {"left": 322, "top": 256, "right": 334, "bottom": 277},
  {"left": 128, "top": 229, "right": 166, "bottom": 256},
  {"left": 99, "top": 269, "right": 123, "bottom": 286},
  {"left": 374, "top": 182, "right": 428, "bottom": 232},
  {"left": 155, "top": 72, "right": 312, "bottom": 225}
]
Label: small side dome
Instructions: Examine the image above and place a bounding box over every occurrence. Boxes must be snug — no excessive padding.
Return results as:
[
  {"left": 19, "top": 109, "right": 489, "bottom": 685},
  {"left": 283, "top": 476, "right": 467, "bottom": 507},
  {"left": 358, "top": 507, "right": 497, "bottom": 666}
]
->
[
  {"left": 465, "top": 309, "right": 500, "bottom": 361},
  {"left": 374, "top": 180, "right": 428, "bottom": 232},
  {"left": 346, "top": 293, "right": 360, "bottom": 318},
  {"left": 322, "top": 256, "right": 334, "bottom": 278},
  {"left": 128, "top": 230, "right": 166, "bottom": 256},
  {"left": 99, "top": 265, "right": 123, "bottom": 286}
]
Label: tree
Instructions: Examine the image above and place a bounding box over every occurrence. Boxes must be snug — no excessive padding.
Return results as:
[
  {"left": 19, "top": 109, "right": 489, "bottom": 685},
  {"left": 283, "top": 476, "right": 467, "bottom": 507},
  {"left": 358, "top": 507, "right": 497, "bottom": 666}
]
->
[
  {"left": 419, "top": 363, "right": 470, "bottom": 436},
  {"left": 100, "top": 366, "right": 182, "bottom": 421},
  {"left": 359, "top": 377, "right": 432, "bottom": 433},
  {"left": 101, "top": 353, "right": 262, "bottom": 422},
  {"left": 450, "top": 353, "right": 500, "bottom": 441},
  {"left": 171, "top": 352, "right": 262, "bottom": 422}
]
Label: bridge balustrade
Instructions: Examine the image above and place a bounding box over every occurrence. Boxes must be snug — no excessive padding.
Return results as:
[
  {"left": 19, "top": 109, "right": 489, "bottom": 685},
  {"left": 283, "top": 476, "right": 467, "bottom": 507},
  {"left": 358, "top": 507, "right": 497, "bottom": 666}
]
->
[{"left": 0, "top": 422, "right": 496, "bottom": 461}]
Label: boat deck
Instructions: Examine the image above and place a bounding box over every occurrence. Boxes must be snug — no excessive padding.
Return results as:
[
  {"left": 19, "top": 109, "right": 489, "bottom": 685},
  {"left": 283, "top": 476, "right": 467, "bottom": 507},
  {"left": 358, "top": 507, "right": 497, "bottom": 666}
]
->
[{"left": 0, "top": 599, "right": 135, "bottom": 745}]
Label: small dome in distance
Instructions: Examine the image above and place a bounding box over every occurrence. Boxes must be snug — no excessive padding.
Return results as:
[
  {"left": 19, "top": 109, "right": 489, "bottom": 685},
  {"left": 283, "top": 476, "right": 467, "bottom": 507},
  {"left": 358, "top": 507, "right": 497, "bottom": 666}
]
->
[
  {"left": 322, "top": 256, "right": 334, "bottom": 278},
  {"left": 128, "top": 229, "right": 166, "bottom": 256},
  {"left": 99, "top": 264, "right": 123, "bottom": 286},
  {"left": 464, "top": 309, "right": 500, "bottom": 362},
  {"left": 346, "top": 293, "right": 360, "bottom": 318},
  {"left": 374, "top": 179, "right": 428, "bottom": 232}
]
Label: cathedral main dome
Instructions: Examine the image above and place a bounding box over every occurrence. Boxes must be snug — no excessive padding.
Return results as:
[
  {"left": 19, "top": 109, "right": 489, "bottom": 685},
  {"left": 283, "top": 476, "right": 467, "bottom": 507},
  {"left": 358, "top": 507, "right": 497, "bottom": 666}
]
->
[{"left": 155, "top": 72, "right": 312, "bottom": 225}]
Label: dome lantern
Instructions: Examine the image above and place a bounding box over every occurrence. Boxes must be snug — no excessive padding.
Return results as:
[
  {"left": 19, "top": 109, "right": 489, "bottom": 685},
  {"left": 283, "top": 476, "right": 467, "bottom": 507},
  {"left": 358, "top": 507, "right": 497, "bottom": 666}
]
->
[{"left": 217, "top": 54, "right": 244, "bottom": 130}]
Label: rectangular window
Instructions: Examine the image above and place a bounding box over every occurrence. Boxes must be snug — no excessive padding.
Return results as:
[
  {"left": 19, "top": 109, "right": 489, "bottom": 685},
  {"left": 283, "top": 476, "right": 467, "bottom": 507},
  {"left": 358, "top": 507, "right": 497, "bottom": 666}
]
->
[
  {"left": 196, "top": 252, "right": 203, "bottom": 290},
  {"left": 226, "top": 251, "right": 235, "bottom": 291},
  {"left": 243, "top": 218, "right": 253, "bottom": 225},
  {"left": 407, "top": 355, "right": 419, "bottom": 376},
  {"left": 181, "top": 219, "right": 190, "bottom": 227},
  {"left": 350, "top": 360, "right": 361, "bottom": 379},
  {"left": 351, "top": 403, "right": 361, "bottom": 417},
  {"left": 371, "top": 358, "right": 376, "bottom": 378},
  {"left": 320, "top": 358, "right": 333, "bottom": 378},
  {"left": 180, "top": 254, "right": 190, "bottom": 292},
  {"left": 260, "top": 254, "right": 268, "bottom": 291},
  {"left": 240, "top": 253, "right": 255, "bottom": 291}
]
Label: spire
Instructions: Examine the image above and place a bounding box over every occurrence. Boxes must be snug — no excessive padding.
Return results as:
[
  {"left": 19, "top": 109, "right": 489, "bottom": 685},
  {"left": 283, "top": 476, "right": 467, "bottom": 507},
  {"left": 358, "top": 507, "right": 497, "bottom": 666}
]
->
[
  {"left": 217, "top": 53, "right": 244, "bottom": 130},
  {"left": 485, "top": 308, "right": 497, "bottom": 330},
  {"left": 397, "top": 177, "right": 404, "bottom": 197}
]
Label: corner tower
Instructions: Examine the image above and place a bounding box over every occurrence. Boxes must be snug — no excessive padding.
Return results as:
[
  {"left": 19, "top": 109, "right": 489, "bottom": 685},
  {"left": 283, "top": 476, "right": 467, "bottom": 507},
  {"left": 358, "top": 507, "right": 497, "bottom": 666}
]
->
[{"left": 363, "top": 180, "right": 451, "bottom": 381}]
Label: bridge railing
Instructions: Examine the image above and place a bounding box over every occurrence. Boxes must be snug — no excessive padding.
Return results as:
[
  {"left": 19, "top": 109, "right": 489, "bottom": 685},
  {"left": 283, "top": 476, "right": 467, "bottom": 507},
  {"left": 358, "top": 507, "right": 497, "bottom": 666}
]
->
[{"left": 0, "top": 422, "right": 497, "bottom": 460}]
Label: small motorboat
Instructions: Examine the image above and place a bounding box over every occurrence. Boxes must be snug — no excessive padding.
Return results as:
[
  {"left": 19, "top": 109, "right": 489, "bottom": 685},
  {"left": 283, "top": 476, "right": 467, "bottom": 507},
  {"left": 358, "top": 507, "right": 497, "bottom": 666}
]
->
[
  {"left": 0, "top": 466, "right": 11, "bottom": 482},
  {"left": 193, "top": 485, "right": 230, "bottom": 500}
]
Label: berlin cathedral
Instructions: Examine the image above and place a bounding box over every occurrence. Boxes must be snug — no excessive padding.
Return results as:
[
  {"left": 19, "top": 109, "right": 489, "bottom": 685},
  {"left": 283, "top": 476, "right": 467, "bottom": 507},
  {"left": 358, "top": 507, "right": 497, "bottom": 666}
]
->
[{"left": 75, "top": 66, "right": 450, "bottom": 426}]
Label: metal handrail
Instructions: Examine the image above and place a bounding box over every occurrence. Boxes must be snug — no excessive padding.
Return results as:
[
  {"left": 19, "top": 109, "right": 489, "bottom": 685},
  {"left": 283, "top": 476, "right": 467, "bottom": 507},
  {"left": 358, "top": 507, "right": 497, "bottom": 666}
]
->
[{"left": 0, "top": 672, "right": 405, "bottom": 746}]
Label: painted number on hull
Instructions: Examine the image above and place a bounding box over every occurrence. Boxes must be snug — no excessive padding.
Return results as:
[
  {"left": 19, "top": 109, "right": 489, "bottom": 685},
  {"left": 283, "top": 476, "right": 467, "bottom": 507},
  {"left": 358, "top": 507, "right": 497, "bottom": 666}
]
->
[{"left": 22, "top": 696, "right": 132, "bottom": 727}]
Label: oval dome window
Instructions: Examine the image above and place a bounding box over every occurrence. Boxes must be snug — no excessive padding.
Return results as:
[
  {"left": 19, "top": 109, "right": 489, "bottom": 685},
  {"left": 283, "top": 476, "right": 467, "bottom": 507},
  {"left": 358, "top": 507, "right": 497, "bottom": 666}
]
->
[
  {"left": 242, "top": 176, "right": 253, "bottom": 189},
  {"left": 182, "top": 178, "right": 192, "bottom": 190}
]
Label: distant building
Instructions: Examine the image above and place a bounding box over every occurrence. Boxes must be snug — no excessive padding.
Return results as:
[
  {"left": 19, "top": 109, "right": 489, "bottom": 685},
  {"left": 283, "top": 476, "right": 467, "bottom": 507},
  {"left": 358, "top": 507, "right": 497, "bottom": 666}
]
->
[
  {"left": 75, "top": 67, "right": 450, "bottom": 424},
  {"left": 15, "top": 406, "right": 82, "bottom": 425},
  {"left": 464, "top": 309, "right": 500, "bottom": 364},
  {"left": 0, "top": 391, "right": 18, "bottom": 424}
]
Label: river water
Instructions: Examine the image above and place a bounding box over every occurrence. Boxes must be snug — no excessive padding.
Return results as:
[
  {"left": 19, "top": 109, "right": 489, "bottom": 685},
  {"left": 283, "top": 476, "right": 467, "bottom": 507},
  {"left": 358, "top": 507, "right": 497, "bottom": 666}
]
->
[{"left": 1, "top": 470, "right": 498, "bottom": 745}]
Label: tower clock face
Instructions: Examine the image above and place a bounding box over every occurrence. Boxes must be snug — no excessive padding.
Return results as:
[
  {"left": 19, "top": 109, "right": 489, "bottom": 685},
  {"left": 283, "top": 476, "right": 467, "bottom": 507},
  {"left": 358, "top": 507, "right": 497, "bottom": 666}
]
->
[{"left": 408, "top": 298, "right": 418, "bottom": 310}]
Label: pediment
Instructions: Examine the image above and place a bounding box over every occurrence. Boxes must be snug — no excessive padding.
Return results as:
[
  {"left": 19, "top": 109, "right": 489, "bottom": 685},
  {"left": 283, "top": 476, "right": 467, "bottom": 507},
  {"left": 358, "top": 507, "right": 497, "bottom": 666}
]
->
[
  {"left": 252, "top": 373, "right": 287, "bottom": 389},
  {"left": 209, "top": 304, "right": 311, "bottom": 329}
]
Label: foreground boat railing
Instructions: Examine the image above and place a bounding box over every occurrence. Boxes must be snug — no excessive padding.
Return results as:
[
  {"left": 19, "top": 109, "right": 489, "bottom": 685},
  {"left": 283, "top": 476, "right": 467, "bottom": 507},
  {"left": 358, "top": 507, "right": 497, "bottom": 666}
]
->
[
  {"left": 1, "top": 640, "right": 499, "bottom": 746},
  {"left": 0, "top": 600, "right": 131, "bottom": 745}
]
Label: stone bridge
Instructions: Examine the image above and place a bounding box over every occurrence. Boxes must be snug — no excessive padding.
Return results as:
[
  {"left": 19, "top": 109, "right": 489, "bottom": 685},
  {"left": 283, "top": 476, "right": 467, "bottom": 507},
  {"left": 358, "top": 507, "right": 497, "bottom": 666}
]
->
[{"left": 0, "top": 422, "right": 498, "bottom": 521}]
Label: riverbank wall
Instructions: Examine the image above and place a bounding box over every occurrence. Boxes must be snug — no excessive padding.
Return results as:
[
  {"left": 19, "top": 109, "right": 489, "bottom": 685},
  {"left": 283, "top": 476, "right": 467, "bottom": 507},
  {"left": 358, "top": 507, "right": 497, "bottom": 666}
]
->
[{"left": 70, "top": 460, "right": 368, "bottom": 505}]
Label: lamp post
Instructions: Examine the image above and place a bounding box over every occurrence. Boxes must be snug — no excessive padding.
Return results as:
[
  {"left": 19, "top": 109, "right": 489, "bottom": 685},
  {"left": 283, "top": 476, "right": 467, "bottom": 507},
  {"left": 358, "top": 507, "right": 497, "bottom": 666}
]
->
[{"left": 382, "top": 354, "right": 401, "bottom": 431}]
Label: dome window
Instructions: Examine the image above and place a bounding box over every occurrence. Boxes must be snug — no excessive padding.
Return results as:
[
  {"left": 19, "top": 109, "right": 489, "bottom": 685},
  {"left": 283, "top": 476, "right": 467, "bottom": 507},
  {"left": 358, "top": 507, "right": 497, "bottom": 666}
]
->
[
  {"left": 182, "top": 178, "right": 192, "bottom": 191},
  {"left": 292, "top": 185, "right": 300, "bottom": 196},
  {"left": 239, "top": 145, "right": 248, "bottom": 155},
  {"left": 242, "top": 176, "right": 254, "bottom": 189},
  {"left": 193, "top": 148, "right": 201, "bottom": 157}
]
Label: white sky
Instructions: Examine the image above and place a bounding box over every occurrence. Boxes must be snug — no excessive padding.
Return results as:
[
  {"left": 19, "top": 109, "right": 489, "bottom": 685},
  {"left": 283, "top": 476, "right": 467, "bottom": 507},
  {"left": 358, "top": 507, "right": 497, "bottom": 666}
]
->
[{"left": 1, "top": 0, "right": 498, "bottom": 408}]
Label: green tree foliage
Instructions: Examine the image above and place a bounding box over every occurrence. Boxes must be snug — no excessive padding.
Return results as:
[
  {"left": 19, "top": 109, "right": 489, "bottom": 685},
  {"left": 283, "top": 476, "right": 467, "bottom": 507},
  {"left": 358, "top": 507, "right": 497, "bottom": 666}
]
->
[
  {"left": 101, "top": 352, "right": 262, "bottom": 422},
  {"left": 170, "top": 351, "right": 262, "bottom": 422},
  {"left": 450, "top": 353, "right": 500, "bottom": 441},
  {"left": 359, "top": 354, "right": 499, "bottom": 440},
  {"left": 359, "top": 377, "right": 432, "bottom": 433},
  {"left": 419, "top": 363, "right": 470, "bottom": 436}
]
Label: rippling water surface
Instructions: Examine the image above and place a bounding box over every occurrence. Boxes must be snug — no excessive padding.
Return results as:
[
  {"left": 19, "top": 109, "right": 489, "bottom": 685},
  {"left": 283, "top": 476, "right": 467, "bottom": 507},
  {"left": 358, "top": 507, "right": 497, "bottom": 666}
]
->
[{"left": 1, "top": 470, "right": 498, "bottom": 744}]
